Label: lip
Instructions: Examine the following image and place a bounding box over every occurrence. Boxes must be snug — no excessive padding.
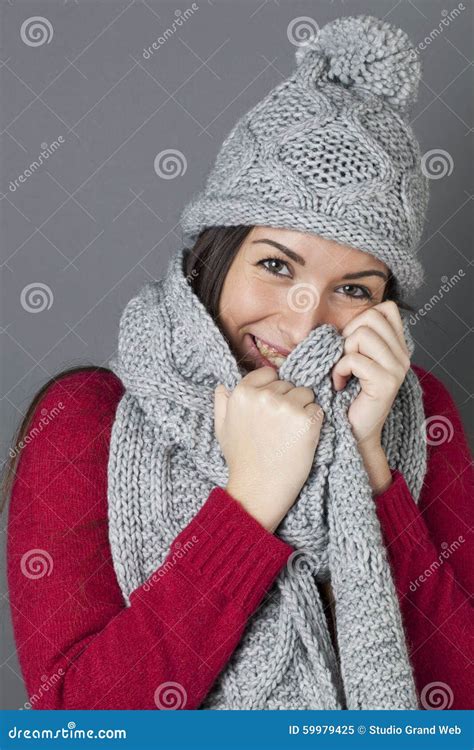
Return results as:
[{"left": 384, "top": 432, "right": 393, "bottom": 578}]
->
[
  {"left": 244, "top": 333, "right": 290, "bottom": 370},
  {"left": 243, "top": 333, "right": 282, "bottom": 370},
  {"left": 250, "top": 334, "right": 292, "bottom": 357}
]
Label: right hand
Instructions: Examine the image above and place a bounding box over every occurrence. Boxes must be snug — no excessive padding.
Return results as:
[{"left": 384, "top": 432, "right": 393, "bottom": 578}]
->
[{"left": 214, "top": 366, "right": 324, "bottom": 533}]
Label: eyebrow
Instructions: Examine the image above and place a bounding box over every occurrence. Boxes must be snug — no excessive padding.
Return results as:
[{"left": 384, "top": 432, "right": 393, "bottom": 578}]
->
[{"left": 251, "top": 239, "right": 389, "bottom": 281}]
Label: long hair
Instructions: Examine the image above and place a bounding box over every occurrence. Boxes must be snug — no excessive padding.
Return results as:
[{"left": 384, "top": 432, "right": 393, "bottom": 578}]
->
[{"left": 0, "top": 224, "right": 413, "bottom": 515}]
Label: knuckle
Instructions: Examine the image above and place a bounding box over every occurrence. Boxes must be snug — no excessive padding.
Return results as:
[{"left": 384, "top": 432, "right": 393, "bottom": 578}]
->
[
  {"left": 396, "top": 362, "right": 408, "bottom": 380},
  {"left": 234, "top": 382, "right": 251, "bottom": 401},
  {"left": 378, "top": 299, "right": 396, "bottom": 312},
  {"left": 401, "top": 354, "right": 411, "bottom": 371},
  {"left": 345, "top": 326, "right": 369, "bottom": 349},
  {"left": 362, "top": 307, "right": 379, "bottom": 320},
  {"left": 259, "top": 388, "right": 277, "bottom": 408},
  {"left": 343, "top": 351, "right": 357, "bottom": 366}
]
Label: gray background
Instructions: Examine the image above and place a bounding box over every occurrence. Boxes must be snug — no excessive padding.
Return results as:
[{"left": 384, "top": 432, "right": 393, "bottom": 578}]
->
[{"left": 1, "top": 0, "right": 472, "bottom": 709}]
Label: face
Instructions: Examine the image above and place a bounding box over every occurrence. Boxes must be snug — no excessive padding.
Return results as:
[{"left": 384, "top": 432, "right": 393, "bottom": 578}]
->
[{"left": 217, "top": 225, "right": 390, "bottom": 373}]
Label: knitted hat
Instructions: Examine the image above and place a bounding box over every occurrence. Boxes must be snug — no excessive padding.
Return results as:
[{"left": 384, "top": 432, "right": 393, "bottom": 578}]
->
[{"left": 179, "top": 14, "right": 430, "bottom": 296}]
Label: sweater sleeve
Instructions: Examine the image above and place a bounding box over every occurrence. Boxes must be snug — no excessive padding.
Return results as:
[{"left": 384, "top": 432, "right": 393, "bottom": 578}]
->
[
  {"left": 6, "top": 370, "right": 294, "bottom": 710},
  {"left": 373, "top": 365, "right": 474, "bottom": 710}
]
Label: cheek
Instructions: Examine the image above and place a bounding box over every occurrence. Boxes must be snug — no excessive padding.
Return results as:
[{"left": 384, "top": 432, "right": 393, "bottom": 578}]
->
[
  {"left": 246, "top": 278, "right": 290, "bottom": 330},
  {"left": 220, "top": 271, "right": 280, "bottom": 328}
]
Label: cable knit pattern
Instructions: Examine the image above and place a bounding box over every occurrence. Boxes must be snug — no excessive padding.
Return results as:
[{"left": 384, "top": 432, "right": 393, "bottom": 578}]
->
[
  {"left": 107, "top": 246, "right": 428, "bottom": 710},
  {"left": 179, "top": 14, "right": 429, "bottom": 296}
]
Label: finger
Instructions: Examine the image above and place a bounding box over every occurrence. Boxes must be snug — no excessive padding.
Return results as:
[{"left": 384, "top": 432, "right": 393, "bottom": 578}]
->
[
  {"left": 259, "top": 379, "right": 294, "bottom": 411},
  {"left": 332, "top": 352, "right": 389, "bottom": 393},
  {"left": 240, "top": 365, "right": 279, "bottom": 388},
  {"left": 342, "top": 326, "right": 408, "bottom": 378},
  {"left": 370, "top": 301, "right": 406, "bottom": 349},
  {"left": 303, "top": 401, "right": 325, "bottom": 426},
  {"left": 285, "top": 385, "right": 318, "bottom": 408},
  {"left": 341, "top": 308, "right": 410, "bottom": 367},
  {"left": 342, "top": 301, "right": 409, "bottom": 356},
  {"left": 265, "top": 379, "right": 295, "bottom": 396}
]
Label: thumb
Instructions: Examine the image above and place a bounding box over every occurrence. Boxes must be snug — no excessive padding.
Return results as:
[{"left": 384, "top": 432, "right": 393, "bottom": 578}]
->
[{"left": 214, "top": 383, "right": 230, "bottom": 436}]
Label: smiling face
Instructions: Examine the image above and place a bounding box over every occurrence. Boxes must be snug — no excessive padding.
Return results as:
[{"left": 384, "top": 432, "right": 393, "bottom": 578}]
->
[{"left": 217, "top": 225, "right": 390, "bottom": 373}]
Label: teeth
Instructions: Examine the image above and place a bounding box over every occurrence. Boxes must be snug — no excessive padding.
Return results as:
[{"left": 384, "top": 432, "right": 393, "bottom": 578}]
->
[{"left": 254, "top": 336, "right": 287, "bottom": 366}]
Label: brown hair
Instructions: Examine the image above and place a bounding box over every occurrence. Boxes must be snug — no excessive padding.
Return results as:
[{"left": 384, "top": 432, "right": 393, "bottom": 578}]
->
[{"left": 0, "top": 224, "right": 414, "bottom": 516}]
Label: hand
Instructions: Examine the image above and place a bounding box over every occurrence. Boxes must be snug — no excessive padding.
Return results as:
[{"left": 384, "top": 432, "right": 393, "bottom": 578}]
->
[
  {"left": 331, "top": 301, "right": 411, "bottom": 449},
  {"left": 214, "top": 366, "right": 324, "bottom": 532}
]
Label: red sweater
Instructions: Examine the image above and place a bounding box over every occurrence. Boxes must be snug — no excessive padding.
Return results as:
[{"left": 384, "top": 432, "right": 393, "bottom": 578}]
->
[{"left": 6, "top": 365, "right": 473, "bottom": 710}]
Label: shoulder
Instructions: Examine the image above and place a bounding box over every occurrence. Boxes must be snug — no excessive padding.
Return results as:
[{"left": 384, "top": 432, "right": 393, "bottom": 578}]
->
[
  {"left": 410, "top": 363, "right": 471, "bottom": 463},
  {"left": 408, "top": 368, "right": 473, "bottom": 561},
  {"left": 13, "top": 367, "right": 125, "bottom": 479},
  {"left": 7, "top": 368, "right": 125, "bottom": 546},
  {"left": 31, "top": 367, "right": 124, "bottom": 432},
  {"left": 7, "top": 368, "right": 128, "bottom": 629},
  {"left": 35, "top": 366, "right": 124, "bottom": 415},
  {"left": 410, "top": 363, "right": 458, "bottom": 418}
]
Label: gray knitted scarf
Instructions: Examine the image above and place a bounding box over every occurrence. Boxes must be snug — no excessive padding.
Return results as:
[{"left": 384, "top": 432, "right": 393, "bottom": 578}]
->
[{"left": 107, "top": 247, "right": 427, "bottom": 710}]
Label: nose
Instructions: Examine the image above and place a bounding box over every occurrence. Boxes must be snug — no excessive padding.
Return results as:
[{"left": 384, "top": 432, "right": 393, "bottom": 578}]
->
[{"left": 278, "top": 287, "right": 332, "bottom": 347}]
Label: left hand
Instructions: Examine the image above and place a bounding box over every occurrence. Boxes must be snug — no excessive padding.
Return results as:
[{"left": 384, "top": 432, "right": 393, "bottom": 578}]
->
[{"left": 331, "top": 301, "right": 411, "bottom": 447}]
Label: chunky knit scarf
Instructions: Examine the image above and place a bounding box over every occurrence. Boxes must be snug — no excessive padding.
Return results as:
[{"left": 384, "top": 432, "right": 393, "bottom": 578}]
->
[{"left": 107, "top": 247, "right": 427, "bottom": 710}]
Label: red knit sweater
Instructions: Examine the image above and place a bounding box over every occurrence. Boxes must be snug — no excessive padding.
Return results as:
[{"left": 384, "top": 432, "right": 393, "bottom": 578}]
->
[{"left": 6, "top": 365, "right": 473, "bottom": 710}]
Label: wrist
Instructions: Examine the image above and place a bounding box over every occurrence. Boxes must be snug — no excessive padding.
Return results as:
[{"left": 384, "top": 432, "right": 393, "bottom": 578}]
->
[
  {"left": 225, "top": 482, "right": 280, "bottom": 533},
  {"left": 356, "top": 441, "right": 392, "bottom": 495}
]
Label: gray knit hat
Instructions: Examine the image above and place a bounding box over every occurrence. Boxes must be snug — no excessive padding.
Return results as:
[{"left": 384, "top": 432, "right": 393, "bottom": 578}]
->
[{"left": 179, "top": 14, "right": 430, "bottom": 296}]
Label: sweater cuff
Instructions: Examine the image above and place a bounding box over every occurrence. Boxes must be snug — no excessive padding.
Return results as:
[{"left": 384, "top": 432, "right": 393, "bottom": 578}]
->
[
  {"left": 166, "top": 486, "right": 295, "bottom": 616},
  {"left": 374, "top": 468, "right": 432, "bottom": 551}
]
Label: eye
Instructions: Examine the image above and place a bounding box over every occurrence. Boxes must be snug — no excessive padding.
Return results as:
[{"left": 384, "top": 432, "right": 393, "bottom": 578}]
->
[
  {"left": 336, "top": 284, "right": 373, "bottom": 301},
  {"left": 257, "top": 256, "right": 292, "bottom": 278},
  {"left": 257, "top": 259, "right": 374, "bottom": 301}
]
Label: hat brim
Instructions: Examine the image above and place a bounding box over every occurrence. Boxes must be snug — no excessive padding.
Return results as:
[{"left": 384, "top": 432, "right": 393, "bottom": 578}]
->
[{"left": 179, "top": 196, "right": 425, "bottom": 297}]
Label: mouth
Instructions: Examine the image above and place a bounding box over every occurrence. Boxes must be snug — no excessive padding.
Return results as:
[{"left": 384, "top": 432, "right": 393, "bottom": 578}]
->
[{"left": 244, "top": 333, "right": 290, "bottom": 369}]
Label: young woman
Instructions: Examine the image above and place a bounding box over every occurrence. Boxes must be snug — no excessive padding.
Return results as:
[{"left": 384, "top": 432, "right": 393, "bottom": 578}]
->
[{"left": 3, "top": 15, "right": 473, "bottom": 711}]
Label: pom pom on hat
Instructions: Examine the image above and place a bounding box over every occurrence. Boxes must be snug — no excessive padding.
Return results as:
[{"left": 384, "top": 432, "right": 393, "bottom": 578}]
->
[{"left": 295, "top": 14, "right": 421, "bottom": 111}]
